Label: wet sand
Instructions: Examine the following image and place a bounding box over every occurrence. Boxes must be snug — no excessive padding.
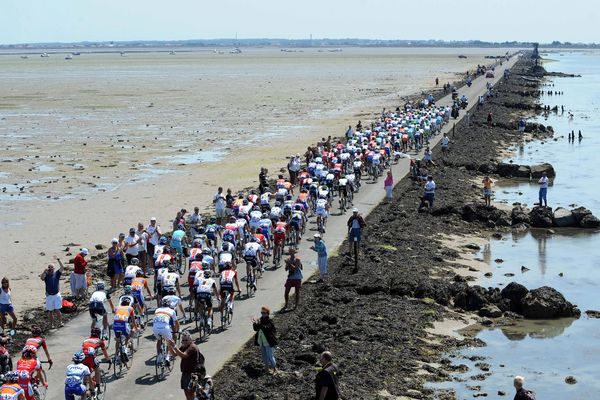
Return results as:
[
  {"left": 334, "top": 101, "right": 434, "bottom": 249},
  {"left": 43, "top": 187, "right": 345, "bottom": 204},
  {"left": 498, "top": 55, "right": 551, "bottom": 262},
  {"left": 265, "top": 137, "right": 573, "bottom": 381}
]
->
[{"left": 0, "top": 47, "right": 502, "bottom": 311}]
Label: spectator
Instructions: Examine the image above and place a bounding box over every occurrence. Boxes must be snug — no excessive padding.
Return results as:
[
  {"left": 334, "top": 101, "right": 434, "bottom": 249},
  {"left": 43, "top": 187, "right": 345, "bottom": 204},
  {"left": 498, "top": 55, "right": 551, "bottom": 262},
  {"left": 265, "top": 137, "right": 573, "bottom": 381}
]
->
[
  {"left": 225, "top": 188, "right": 235, "bottom": 218},
  {"left": 146, "top": 217, "right": 162, "bottom": 264},
  {"left": 124, "top": 228, "right": 141, "bottom": 266},
  {"left": 213, "top": 187, "right": 226, "bottom": 226},
  {"left": 136, "top": 222, "right": 149, "bottom": 274},
  {"left": 538, "top": 172, "right": 549, "bottom": 208},
  {"left": 0, "top": 277, "right": 17, "bottom": 332},
  {"left": 315, "top": 351, "right": 341, "bottom": 400},
  {"left": 288, "top": 154, "right": 301, "bottom": 185},
  {"left": 284, "top": 248, "right": 303, "bottom": 311},
  {"left": 346, "top": 208, "right": 366, "bottom": 256},
  {"left": 419, "top": 176, "right": 436, "bottom": 212},
  {"left": 441, "top": 133, "right": 450, "bottom": 161},
  {"left": 252, "top": 306, "right": 278, "bottom": 374},
  {"left": 259, "top": 167, "right": 269, "bottom": 193},
  {"left": 168, "top": 330, "right": 204, "bottom": 400},
  {"left": 107, "top": 238, "right": 125, "bottom": 291},
  {"left": 482, "top": 176, "right": 493, "bottom": 207},
  {"left": 513, "top": 375, "right": 536, "bottom": 400},
  {"left": 40, "top": 257, "right": 64, "bottom": 328},
  {"left": 310, "top": 234, "right": 328, "bottom": 282},
  {"left": 383, "top": 170, "right": 394, "bottom": 200},
  {"left": 487, "top": 112, "right": 493, "bottom": 126},
  {"left": 71, "top": 248, "right": 89, "bottom": 299}
]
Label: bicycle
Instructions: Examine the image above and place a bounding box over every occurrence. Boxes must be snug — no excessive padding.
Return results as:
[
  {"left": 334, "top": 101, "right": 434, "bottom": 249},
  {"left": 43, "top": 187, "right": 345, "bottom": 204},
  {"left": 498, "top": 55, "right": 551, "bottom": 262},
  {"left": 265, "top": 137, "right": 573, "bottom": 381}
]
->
[
  {"left": 220, "top": 291, "right": 239, "bottom": 330},
  {"left": 31, "top": 361, "right": 52, "bottom": 400},
  {"left": 316, "top": 215, "right": 327, "bottom": 235},
  {"left": 174, "top": 248, "right": 187, "bottom": 275},
  {"left": 112, "top": 331, "right": 133, "bottom": 378},
  {"left": 193, "top": 297, "right": 212, "bottom": 342},
  {"left": 245, "top": 258, "right": 257, "bottom": 298},
  {"left": 272, "top": 240, "right": 283, "bottom": 267},
  {"left": 339, "top": 194, "right": 347, "bottom": 213},
  {"left": 155, "top": 331, "right": 177, "bottom": 381},
  {"left": 89, "top": 360, "right": 110, "bottom": 400}
]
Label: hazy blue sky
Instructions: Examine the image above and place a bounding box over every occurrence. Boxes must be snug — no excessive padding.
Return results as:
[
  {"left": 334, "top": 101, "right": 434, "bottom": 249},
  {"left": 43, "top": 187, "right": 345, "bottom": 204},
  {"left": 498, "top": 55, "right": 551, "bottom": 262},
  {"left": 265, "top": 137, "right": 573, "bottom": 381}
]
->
[{"left": 1, "top": 0, "right": 598, "bottom": 44}]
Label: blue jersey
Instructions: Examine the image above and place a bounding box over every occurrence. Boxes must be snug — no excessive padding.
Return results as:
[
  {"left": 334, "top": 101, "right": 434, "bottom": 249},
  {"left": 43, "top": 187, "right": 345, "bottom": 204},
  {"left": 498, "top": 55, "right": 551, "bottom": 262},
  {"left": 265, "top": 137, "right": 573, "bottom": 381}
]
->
[{"left": 64, "top": 363, "right": 90, "bottom": 389}]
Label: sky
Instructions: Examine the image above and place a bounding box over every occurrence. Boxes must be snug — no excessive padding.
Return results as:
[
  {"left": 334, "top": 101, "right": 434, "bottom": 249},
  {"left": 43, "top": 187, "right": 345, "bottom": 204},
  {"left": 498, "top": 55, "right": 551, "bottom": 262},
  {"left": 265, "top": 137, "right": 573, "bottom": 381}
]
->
[{"left": 1, "top": 0, "right": 598, "bottom": 45}]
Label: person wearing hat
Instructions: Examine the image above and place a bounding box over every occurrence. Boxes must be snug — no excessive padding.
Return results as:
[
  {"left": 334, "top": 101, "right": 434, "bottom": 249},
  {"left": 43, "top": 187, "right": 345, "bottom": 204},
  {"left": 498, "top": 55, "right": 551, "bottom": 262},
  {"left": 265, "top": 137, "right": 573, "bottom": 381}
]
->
[
  {"left": 124, "top": 227, "right": 141, "bottom": 266},
  {"left": 146, "top": 217, "right": 162, "bottom": 266},
  {"left": 346, "top": 208, "right": 366, "bottom": 256},
  {"left": 288, "top": 154, "right": 301, "bottom": 186},
  {"left": 283, "top": 248, "right": 303, "bottom": 310},
  {"left": 310, "top": 234, "right": 328, "bottom": 282},
  {"left": 71, "top": 248, "right": 89, "bottom": 299}
]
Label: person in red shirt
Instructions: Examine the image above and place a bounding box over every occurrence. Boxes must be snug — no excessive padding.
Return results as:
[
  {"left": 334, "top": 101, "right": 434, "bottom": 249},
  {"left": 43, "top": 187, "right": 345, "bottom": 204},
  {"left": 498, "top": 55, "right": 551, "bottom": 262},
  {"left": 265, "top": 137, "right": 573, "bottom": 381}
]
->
[
  {"left": 16, "top": 346, "right": 46, "bottom": 400},
  {"left": 81, "top": 328, "right": 110, "bottom": 393},
  {"left": 24, "top": 326, "right": 53, "bottom": 368},
  {"left": 71, "top": 248, "right": 89, "bottom": 299}
]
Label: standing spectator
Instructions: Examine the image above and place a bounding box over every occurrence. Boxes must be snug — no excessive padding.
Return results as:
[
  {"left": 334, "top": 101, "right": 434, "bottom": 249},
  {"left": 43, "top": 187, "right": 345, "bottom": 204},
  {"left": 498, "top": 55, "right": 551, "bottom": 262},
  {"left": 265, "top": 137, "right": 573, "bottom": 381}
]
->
[
  {"left": 225, "top": 188, "right": 235, "bottom": 218},
  {"left": 213, "top": 187, "right": 226, "bottom": 226},
  {"left": 441, "top": 133, "right": 450, "bottom": 160},
  {"left": 284, "top": 249, "right": 303, "bottom": 311},
  {"left": 315, "top": 351, "right": 341, "bottom": 400},
  {"left": 146, "top": 217, "right": 162, "bottom": 264},
  {"left": 418, "top": 176, "right": 436, "bottom": 212},
  {"left": 259, "top": 167, "right": 269, "bottom": 193},
  {"left": 71, "top": 248, "right": 89, "bottom": 299},
  {"left": 168, "top": 331, "right": 204, "bottom": 400},
  {"left": 189, "top": 207, "right": 203, "bottom": 237},
  {"left": 288, "top": 154, "right": 301, "bottom": 185},
  {"left": 423, "top": 147, "right": 435, "bottom": 167},
  {"left": 40, "top": 257, "right": 64, "bottom": 328},
  {"left": 107, "top": 238, "right": 125, "bottom": 291},
  {"left": 346, "top": 208, "right": 366, "bottom": 256},
  {"left": 482, "top": 176, "right": 493, "bottom": 207},
  {"left": 0, "top": 277, "right": 17, "bottom": 332},
  {"left": 383, "top": 170, "right": 394, "bottom": 200},
  {"left": 124, "top": 228, "right": 141, "bottom": 266},
  {"left": 466, "top": 111, "right": 471, "bottom": 127},
  {"left": 136, "top": 222, "right": 149, "bottom": 274},
  {"left": 513, "top": 375, "right": 536, "bottom": 400},
  {"left": 487, "top": 111, "right": 493, "bottom": 126},
  {"left": 252, "top": 306, "right": 278, "bottom": 374},
  {"left": 310, "top": 234, "right": 328, "bottom": 282},
  {"left": 538, "top": 172, "right": 549, "bottom": 208}
]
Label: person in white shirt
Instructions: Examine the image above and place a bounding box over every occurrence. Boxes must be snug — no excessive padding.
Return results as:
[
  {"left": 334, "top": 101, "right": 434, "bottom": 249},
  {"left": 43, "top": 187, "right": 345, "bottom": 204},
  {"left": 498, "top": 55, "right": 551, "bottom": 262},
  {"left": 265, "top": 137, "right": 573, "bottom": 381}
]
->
[
  {"left": 146, "top": 217, "right": 162, "bottom": 267},
  {"left": 441, "top": 133, "right": 450, "bottom": 160},
  {"left": 538, "top": 172, "right": 549, "bottom": 208},
  {"left": 213, "top": 187, "right": 227, "bottom": 225},
  {"left": 188, "top": 207, "right": 203, "bottom": 237},
  {"left": 419, "top": 176, "right": 436, "bottom": 212},
  {"left": 124, "top": 228, "right": 141, "bottom": 266},
  {"left": 135, "top": 222, "right": 149, "bottom": 274}
]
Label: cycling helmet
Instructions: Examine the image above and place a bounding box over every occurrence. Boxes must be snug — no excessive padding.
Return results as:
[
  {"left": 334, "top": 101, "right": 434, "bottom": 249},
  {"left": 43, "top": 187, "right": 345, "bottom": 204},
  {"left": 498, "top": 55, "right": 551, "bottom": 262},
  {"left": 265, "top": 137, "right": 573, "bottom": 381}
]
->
[
  {"left": 203, "top": 270, "right": 212, "bottom": 278},
  {"left": 262, "top": 213, "right": 268, "bottom": 219},
  {"left": 159, "top": 236, "right": 168, "bottom": 245},
  {"left": 22, "top": 345, "right": 37, "bottom": 358},
  {"left": 90, "top": 327, "right": 101, "bottom": 338},
  {"left": 31, "top": 326, "right": 42, "bottom": 336},
  {"left": 210, "top": 217, "right": 216, "bottom": 223},
  {"left": 202, "top": 248, "right": 212, "bottom": 255},
  {"left": 130, "top": 257, "right": 139, "bottom": 266},
  {"left": 161, "top": 298, "right": 171, "bottom": 307},
  {"left": 242, "top": 199, "right": 249, "bottom": 205},
  {"left": 229, "top": 216, "right": 236, "bottom": 223},
  {"left": 73, "top": 351, "right": 86, "bottom": 364},
  {"left": 223, "top": 262, "right": 232, "bottom": 270},
  {"left": 293, "top": 204, "right": 302, "bottom": 211},
  {"left": 164, "top": 286, "right": 177, "bottom": 296},
  {"left": 256, "top": 227, "right": 263, "bottom": 234},
  {"left": 135, "top": 269, "right": 144, "bottom": 277},
  {"left": 123, "top": 285, "right": 132, "bottom": 295},
  {"left": 197, "top": 226, "right": 206, "bottom": 234},
  {"left": 167, "top": 263, "right": 176, "bottom": 273},
  {"left": 285, "top": 194, "right": 292, "bottom": 200},
  {"left": 249, "top": 236, "right": 257, "bottom": 243},
  {"left": 3, "top": 371, "right": 19, "bottom": 382},
  {"left": 162, "top": 246, "right": 171, "bottom": 254},
  {"left": 221, "top": 243, "right": 229, "bottom": 252},
  {"left": 274, "top": 201, "right": 281, "bottom": 207},
  {"left": 161, "top": 260, "right": 171, "bottom": 268},
  {"left": 96, "top": 281, "right": 106, "bottom": 291},
  {"left": 193, "top": 239, "right": 202, "bottom": 247},
  {"left": 194, "top": 253, "right": 203, "bottom": 260},
  {"left": 120, "top": 296, "right": 132, "bottom": 306},
  {"left": 176, "top": 224, "right": 185, "bottom": 231},
  {"left": 253, "top": 205, "right": 260, "bottom": 211}
]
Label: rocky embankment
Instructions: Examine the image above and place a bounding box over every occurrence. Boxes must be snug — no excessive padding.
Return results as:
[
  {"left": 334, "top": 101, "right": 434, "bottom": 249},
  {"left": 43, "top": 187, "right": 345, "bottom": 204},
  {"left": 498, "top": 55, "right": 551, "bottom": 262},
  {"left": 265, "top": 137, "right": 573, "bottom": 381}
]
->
[{"left": 213, "top": 58, "right": 581, "bottom": 399}]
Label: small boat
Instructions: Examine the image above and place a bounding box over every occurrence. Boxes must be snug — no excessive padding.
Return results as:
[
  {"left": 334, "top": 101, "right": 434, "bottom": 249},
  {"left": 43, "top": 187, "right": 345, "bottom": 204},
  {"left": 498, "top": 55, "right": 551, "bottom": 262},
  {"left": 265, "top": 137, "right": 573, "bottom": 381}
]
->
[
  {"left": 229, "top": 47, "right": 242, "bottom": 54},
  {"left": 120, "top": 52, "right": 127, "bottom": 57},
  {"left": 458, "top": 55, "right": 468, "bottom": 59},
  {"left": 40, "top": 53, "right": 49, "bottom": 58},
  {"left": 169, "top": 51, "right": 176, "bottom": 55},
  {"left": 20, "top": 55, "right": 28, "bottom": 59},
  {"left": 72, "top": 52, "right": 80, "bottom": 56},
  {"left": 65, "top": 54, "right": 73, "bottom": 60},
  {"left": 327, "top": 48, "right": 342, "bottom": 52}
]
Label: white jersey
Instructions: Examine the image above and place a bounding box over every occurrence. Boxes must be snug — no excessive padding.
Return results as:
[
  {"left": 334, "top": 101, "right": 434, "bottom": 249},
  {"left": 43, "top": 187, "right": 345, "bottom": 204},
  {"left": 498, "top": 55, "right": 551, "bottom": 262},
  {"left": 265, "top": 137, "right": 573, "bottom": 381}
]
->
[
  {"left": 270, "top": 206, "right": 282, "bottom": 219},
  {"left": 195, "top": 277, "right": 216, "bottom": 294},
  {"left": 260, "top": 193, "right": 271, "bottom": 205},
  {"left": 345, "top": 174, "right": 356, "bottom": 184},
  {"left": 89, "top": 290, "right": 109, "bottom": 303},
  {"left": 239, "top": 204, "right": 252, "bottom": 216},
  {"left": 244, "top": 242, "right": 263, "bottom": 258},
  {"left": 249, "top": 211, "right": 262, "bottom": 229},
  {"left": 338, "top": 178, "right": 348, "bottom": 187},
  {"left": 162, "top": 295, "right": 181, "bottom": 308},
  {"left": 219, "top": 252, "right": 233, "bottom": 265},
  {"left": 156, "top": 267, "right": 169, "bottom": 284},
  {"left": 162, "top": 272, "right": 179, "bottom": 288},
  {"left": 153, "top": 306, "right": 176, "bottom": 329},
  {"left": 153, "top": 244, "right": 165, "bottom": 259},
  {"left": 124, "top": 265, "right": 142, "bottom": 279}
]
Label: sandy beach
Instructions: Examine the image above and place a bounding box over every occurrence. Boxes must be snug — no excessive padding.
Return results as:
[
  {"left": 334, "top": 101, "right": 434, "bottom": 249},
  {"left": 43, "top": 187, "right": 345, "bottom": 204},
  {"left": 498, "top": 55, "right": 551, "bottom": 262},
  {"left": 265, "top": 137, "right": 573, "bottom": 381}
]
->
[{"left": 0, "top": 47, "right": 507, "bottom": 312}]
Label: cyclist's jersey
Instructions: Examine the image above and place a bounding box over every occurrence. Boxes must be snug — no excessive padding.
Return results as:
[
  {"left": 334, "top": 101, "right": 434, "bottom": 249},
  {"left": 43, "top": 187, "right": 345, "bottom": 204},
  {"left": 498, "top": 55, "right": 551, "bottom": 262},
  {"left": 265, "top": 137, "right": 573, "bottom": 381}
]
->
[
  {"left": 338, "top": 178, "right": 348, "bottom": 187},
  {"left": 254, "top": 234, "right": 267, "bottom": 247},
  {"left": 156, "top": 267, "right": 169, "bottom": 283},
  {"left": 89, "top": 290, "right": 109, "bottom": 304},
  {"left": 188, "top": 261, "right": 203, "bottom": 278},
  {"left": 269, "top": 207, "right": 282, "bottom": 219},
  {"left": 238, "top": 204, "right": 252, "bottom": 216},
  {"left": 258, "top": 218, "right": 272, "bottom": 233},
  {"left": 225, "top": 223, "right": 238, "bottom": 232},
  {"left": 195, "top": 277, "right": 216, "bottom": 295},
  {"left": 131, "top": 277, "right": 147, "bottom": 293},
  {"left": 113, "top": 306, "right": 134, "bottom": 323},
  {"left": 153, "top": 307, "right": 176, "bottom": 329},
  {"left": 275, "top": 221, "right": 287, "bottom": 233},
  {"left": 64, "top": 363, "right": 90, "bottom": 390},
  {"left": 276, "top": 188, "right": 288, "bottom": 200},
  {"left": 0, "top": 383, "right": 24, "bottom": 399},
  {"left": 318, "top": 187, "right": 329, "bottom": 198},
  {"left": 325, "top": 173, "right": 335, "bottom": 183},
  {"left": 346, "top": 174, "right": 356, "bottom": 184},
  {"left": 248, "top": 194, "right": 259, "bottom": 204},
  {"left": 220, "top": 270, "right": 236, "bottom": 286},
  {"left": 153, "top": 244, "right": 165, "bottom": 258},
  {"left": 155, "top": 253, "right": 173, "bottom": 268},
  {"left": 244, "top": 242, "right": 262, "bottom": 258},
  {"left": 283, "top": 200, "right": 294, "bottom": 213},
  {"left": 202, "top": 255, "right": 214, "bottom": 268},
  {"left": 162, "top": 272, "right": 179, "bottom": 288},
  {"left": 260, "top": 193, "right": 271, "bottom": 205},
  {"left": 235, "top": 219, "right": 247, "bottom": 237},
  {"left": 218, "top": 252, "right": 233, "bottom": 265},
  {"left": 189, "top": 247, "right": 203, "bottom": 261},
  {"left": 162, "top": 295, "right": 181, "bottom": 309},
  {"left": 24, "top": 336, "right": 46, "bottom": 352},
  {"left": 372, "top": 153, "right": 381, "bottom": 165},
  {"left": 171, "top": 230, "right": 186, "bottom": 244},
  {"left": 81, "top": 337, "right": 105, "bottom": 358},
  {"left": 16, "top": 358, "right": 40, "bottom": 386},
  {"left": 249, "top": 211, "right": 262, "bottom": 227},
  {"left": 353, "top": 160, "right": 362, "bottom": 170},
  {"left": 124, "top": 265, "right": 142, "bottom": 279},
  {"left": 297, "top": 192, "right": 309, "bottom": 202},
  {"left": 206, "top": 224, "right": 221, "bottom": 239},
  {"left": 291, "top": 211, "right": 303, "bottom": 222},
  {"left": 316, "top": 199, "right": 328, "bottom": 212}
]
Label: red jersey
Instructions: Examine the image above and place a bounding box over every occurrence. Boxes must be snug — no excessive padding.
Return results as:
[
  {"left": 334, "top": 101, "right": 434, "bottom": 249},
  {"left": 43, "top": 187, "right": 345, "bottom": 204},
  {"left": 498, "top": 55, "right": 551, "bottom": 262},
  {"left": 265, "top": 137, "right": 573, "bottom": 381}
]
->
[
  {"left": 17, "top": 357, "right": 40, "bottom": 386},
  {"left": 24, "top": 337, "right": 46, "bottom": 352}
]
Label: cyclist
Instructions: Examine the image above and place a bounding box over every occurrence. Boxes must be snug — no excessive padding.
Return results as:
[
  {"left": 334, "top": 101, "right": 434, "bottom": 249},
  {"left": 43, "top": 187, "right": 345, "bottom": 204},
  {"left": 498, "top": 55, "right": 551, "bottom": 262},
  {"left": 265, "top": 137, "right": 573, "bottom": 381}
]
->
[
  {"left": 152, "top": 298, "right": 179, "bottom": 365},
  {"left": 259, "top": 189, "right": 273, "bottom": 213},
  {"left": 170, "top": 224, "right": 188, "bottom": 256},
  {"left": 153, "top": 236, "right": 168, "bottom": 261},
  {"left": 315, "top": 195, "right": 329, "bottom": 233},
  {"left": 88, "top": 282, "right": 114, "bottom": 336},
  {"left": 131, "top": 271, "right": 153, "bottom": 317},
  {"left": 0, "top": 371, "right": 25, "bottom": 399},
  {"left": 119, "top": 286, "right": 142, "bottom": 320},
  {"left": 217, "top": 243, "right": 235, "bottom": 272},
  {"left": 205, "top": 218, "right": 222, "bottom": 249},
  {"left": 112, "top": 296, "right": 138, "bottom": 355},
  {"left": 201, "top": 248, "right": 215, "bottom": 273},
  {"left": 248, "top": 206, "right": 262, "bottom": 232},
  {"left": 188, "top": 253, "right": 204, "bottom": 291},
  {"left": 24, "top": 326, "right": 53, "bottom": 368},
  {"left": 161, "top": 264, "right": 186, "bottom": 319},
  {"left": 338, "top": 175, "right": 349, "bottom": 207},
  {"left": 64, "top": 352, "right": 92, "bottom": 400},
  {"left": 81, "top": 328, "right": 110, "bottom": 394},
  {"left": 16, "top": 346, "right": 46, "bottom": 400},
  {"left": 219, "top": 263, "right": 240, "bottom": 316},
  {"left": 253, "top": 228, "right": 268, "bottom": 254},
  {"left": 194, "top": 270, "right": 219, "bottom": 330},
  {"left": 288, "top": 205, "right": 305, "bottom": 243},
  {"left": 347, "top": 208, "right": 366, "bottom": 255},
  {"left": 258, "top": 213, "right": 273, "bottom": 247},
  {"left": 188, "top": 239, "right": 204, "bottom": 265},
  {"left": 123, "top": 258, "right": 142, "bottom": 287},
  {"left": 155, "top": 259, "right": 171, "bottom": 306},
  {"left": 161, "top": 286, "right": 185, "bottom": 321},
  {"left": 243, "top": 237, "right": 264, "bottom": 290}
]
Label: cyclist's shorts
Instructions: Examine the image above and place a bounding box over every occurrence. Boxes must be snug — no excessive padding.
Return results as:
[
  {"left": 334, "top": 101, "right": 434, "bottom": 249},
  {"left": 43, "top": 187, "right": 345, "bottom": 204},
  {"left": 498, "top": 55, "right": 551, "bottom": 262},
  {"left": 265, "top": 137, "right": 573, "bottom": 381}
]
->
[
  {"left": 274, "top": 231, "right": 286, "bottom": 245},
  {"left": 289, "top": 219, "right": 301, "bottom": 230},
  {"left": 244, "top": 256, "right": 258, "bottom": 267},
  {"left": 220, "top": 284, "right": 233, "bottom": 295},
  {"left": 195, "top": 292, "right": 212, "bottom": 309},
  {"left": 132, "top": 291, "right": 144, "bottom": 307},
  {"left": 113, "top": 321, "right": 130, "bottom": 339},
  {"left": 349, "top": 228, "right": 361, "bottom": 243},
  {"left": 152, "top": 325, "right": 172, "bottom": 341},
  {"left": 316, "top": 209, "right": 328, "bottom": 218},
  {"left": 170, "top": 242, "right": 183, "bottom": 254},
  {"left": 83, "top": 355, "right": 98, "bottom": 371},
  {"left": 187, "top": 275, "right": 195, "bottom": 288},
  {"left": 89, "top": 301, "right": 106, "bottom": 320},
  {"left": 65, "top": 384, "right": 87, "bottom": 398}
]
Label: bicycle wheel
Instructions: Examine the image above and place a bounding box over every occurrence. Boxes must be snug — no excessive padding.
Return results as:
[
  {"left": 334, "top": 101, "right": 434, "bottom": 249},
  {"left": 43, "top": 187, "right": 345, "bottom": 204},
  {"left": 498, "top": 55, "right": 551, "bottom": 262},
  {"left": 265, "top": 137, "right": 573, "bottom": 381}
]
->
[
  {"left": 96, "top": 371, "right": 107, "bottom": 400},
  {"left": 113, "top": 351, "right": 122, "bottom": 379},
  {"left": 155, "top": 352, "right": 165, "bottom": 381},
  {"left": 33, "top": 385, "right": 46, "bottom": 400},
  {"left": 177, "top": 255, "right": 186, "bottom": 275}
]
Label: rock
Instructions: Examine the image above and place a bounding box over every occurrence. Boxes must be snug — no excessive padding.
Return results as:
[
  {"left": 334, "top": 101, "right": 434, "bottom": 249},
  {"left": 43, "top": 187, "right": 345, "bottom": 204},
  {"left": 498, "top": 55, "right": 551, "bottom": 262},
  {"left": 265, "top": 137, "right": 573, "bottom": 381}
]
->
[
  {"left": 565, "top": 376, "right": 577, "bottom": 384},
  {"left": 546, "top": 229, "right": 556, "bottom": 234},
  {"left": 558, "top": 272, "right": 564, "bottom": 277},
  {"left": 585, "top": 310, "right": 600, "bottom": 318},
  {"left": 516, "top": 165, "right": 531, "bottom": 178},
  {"left": 492, "top": 233, "right": 503, "bottom": 239},
  {"left": 530, "top": 163, "right": 556, "bottom": 178},
  {"left": 454, "top": 285, "right": 489, "bottom": 311},
  {"left": 521, "top": 286, "right": 581, "bottom": 319},
  {"left": 494, "top": 258, "right": 504, "bottom": 264},
  {"left": 500, "top": 282, "right": 529, "bottom": 313},
  {"left": 479, "top": 305, "right": 503, "bottom": 318},
  {"left": 529, "top": 206, "right": 553, "bottom": 228},
  {"left": 94, "top": 244, "right": 106, "bottom": 250},
  {"left": 465, "top": 243, "right": 481, "bottom": 250},
  {"left": 498, "top": 390, "right": 506, "bottom": 396},
  {"left": 521, "top": 266, "right": 530, "bottom": 273},
  {"left": 553, "top": 207, "right": 576, "bottom": 227},
  {"left": 511, "top": 206, "right": 531, "bottom": 225},
  {"left": 484, "top": 272, "right": 493, "bottom": 278},
  {"left": 504, "top": 273, "right": 515, "bottom": 277},
  {"left": 496, "top": 162, "right": 520, "bottom": 178},
  {"left": 580, "top": 214, "right": 600, "bottom": 229},
  {"left": 294, "top": 352, "right": 317, "bottom": 365},
  {"left": 571, "top": 207, "right": 592, "bottom": 223}
]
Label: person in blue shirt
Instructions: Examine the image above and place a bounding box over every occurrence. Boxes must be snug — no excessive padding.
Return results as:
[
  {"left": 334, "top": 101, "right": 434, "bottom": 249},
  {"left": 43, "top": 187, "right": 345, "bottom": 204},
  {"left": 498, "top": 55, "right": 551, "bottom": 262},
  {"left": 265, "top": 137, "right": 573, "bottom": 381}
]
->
[
  {"left": 310, "top": 234, "right": 328, "bottom": 282},
  {"left": 39, "top": 256, "right": 64, "bottom": 328}
]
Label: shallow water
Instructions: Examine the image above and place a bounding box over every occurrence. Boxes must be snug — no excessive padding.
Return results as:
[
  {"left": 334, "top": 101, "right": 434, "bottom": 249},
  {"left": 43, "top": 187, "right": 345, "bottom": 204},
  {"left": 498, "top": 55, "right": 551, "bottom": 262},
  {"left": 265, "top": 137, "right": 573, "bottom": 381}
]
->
[{"left": 430, "top": 51, "right": 600, "bottom": 399}]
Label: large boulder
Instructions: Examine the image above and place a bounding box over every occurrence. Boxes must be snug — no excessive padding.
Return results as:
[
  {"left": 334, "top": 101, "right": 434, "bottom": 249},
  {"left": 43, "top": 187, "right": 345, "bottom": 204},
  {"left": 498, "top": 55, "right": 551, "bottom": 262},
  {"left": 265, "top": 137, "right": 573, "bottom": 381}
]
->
[
  {"left": 496, "top": 162, "right": 520, "bottom": 178},
  {"left": 553, "top": 207, "right": 576, "bottom": 227},
  {"left": 529, "top": 206, "right": 553, "bottom": 228},
  {"left": 521, "top": 286, "right": 581, "bottom": 319},
  {"left": 462, "top": 203, "right": 511, "bottom": 226},
  {"left": 516, "top": 165, "right": 531, "bottom": 179},
  {"left": 530, "top": 163, "right": 556, "bottom": 178},
  {"left": 453, "top": 285, "right": 489, "bottom": 311},
  {"left": 571, "top": 207, "right": 592, "bottom": 223},
  {"left": 580, "top": 214, "right": 600, "bottom": 229},
  {"left": 500, "top": 282, "right": 529, "bottom": 313},
  {"left": 511, "top": 205, "right": 531, "bottom": 225}
]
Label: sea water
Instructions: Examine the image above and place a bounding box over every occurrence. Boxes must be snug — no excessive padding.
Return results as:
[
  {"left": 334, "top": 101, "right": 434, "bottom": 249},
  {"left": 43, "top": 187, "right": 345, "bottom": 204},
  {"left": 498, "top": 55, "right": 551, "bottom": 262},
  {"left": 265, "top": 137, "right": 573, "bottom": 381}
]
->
[{"left": 430, "top": 50, "right": 600, "bottom": 399}]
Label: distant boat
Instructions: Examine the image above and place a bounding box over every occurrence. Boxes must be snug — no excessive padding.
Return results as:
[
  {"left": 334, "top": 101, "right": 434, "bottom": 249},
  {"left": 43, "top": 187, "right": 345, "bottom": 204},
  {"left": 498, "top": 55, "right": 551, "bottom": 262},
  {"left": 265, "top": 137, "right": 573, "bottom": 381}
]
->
[
  {"left": 458, "top": 55, "right": 468, "bottom": 59},
  {"left": 20, "top": 55, "right": 28, "bottom": 59},
  {"left": 72, "top": 52, "right": 80, "bottom": 56},
  {"left": 230, "top": 47, "right": 242, "bottom": 54},
  {"left": 40, "top": 53, "right": 49, "bottom": 58},
  {"left": 328, "top": 48, "right": 343, "bottom": 52},
  {"left": 65, "top": 54, "right": 73, "bottom": 60},
  {"left": 169, "top": 51, "right": 176, "bottom": 55},
  {"left": 120, "top": 52, "right": 127, "bottom": 57}
]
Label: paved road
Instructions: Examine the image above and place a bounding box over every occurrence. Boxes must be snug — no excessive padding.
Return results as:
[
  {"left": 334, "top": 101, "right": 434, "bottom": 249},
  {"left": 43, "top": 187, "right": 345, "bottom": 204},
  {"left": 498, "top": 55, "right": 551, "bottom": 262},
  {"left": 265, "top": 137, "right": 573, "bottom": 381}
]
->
[{"left": 39, "top": 55, "right": 519, "bottom": 399}]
